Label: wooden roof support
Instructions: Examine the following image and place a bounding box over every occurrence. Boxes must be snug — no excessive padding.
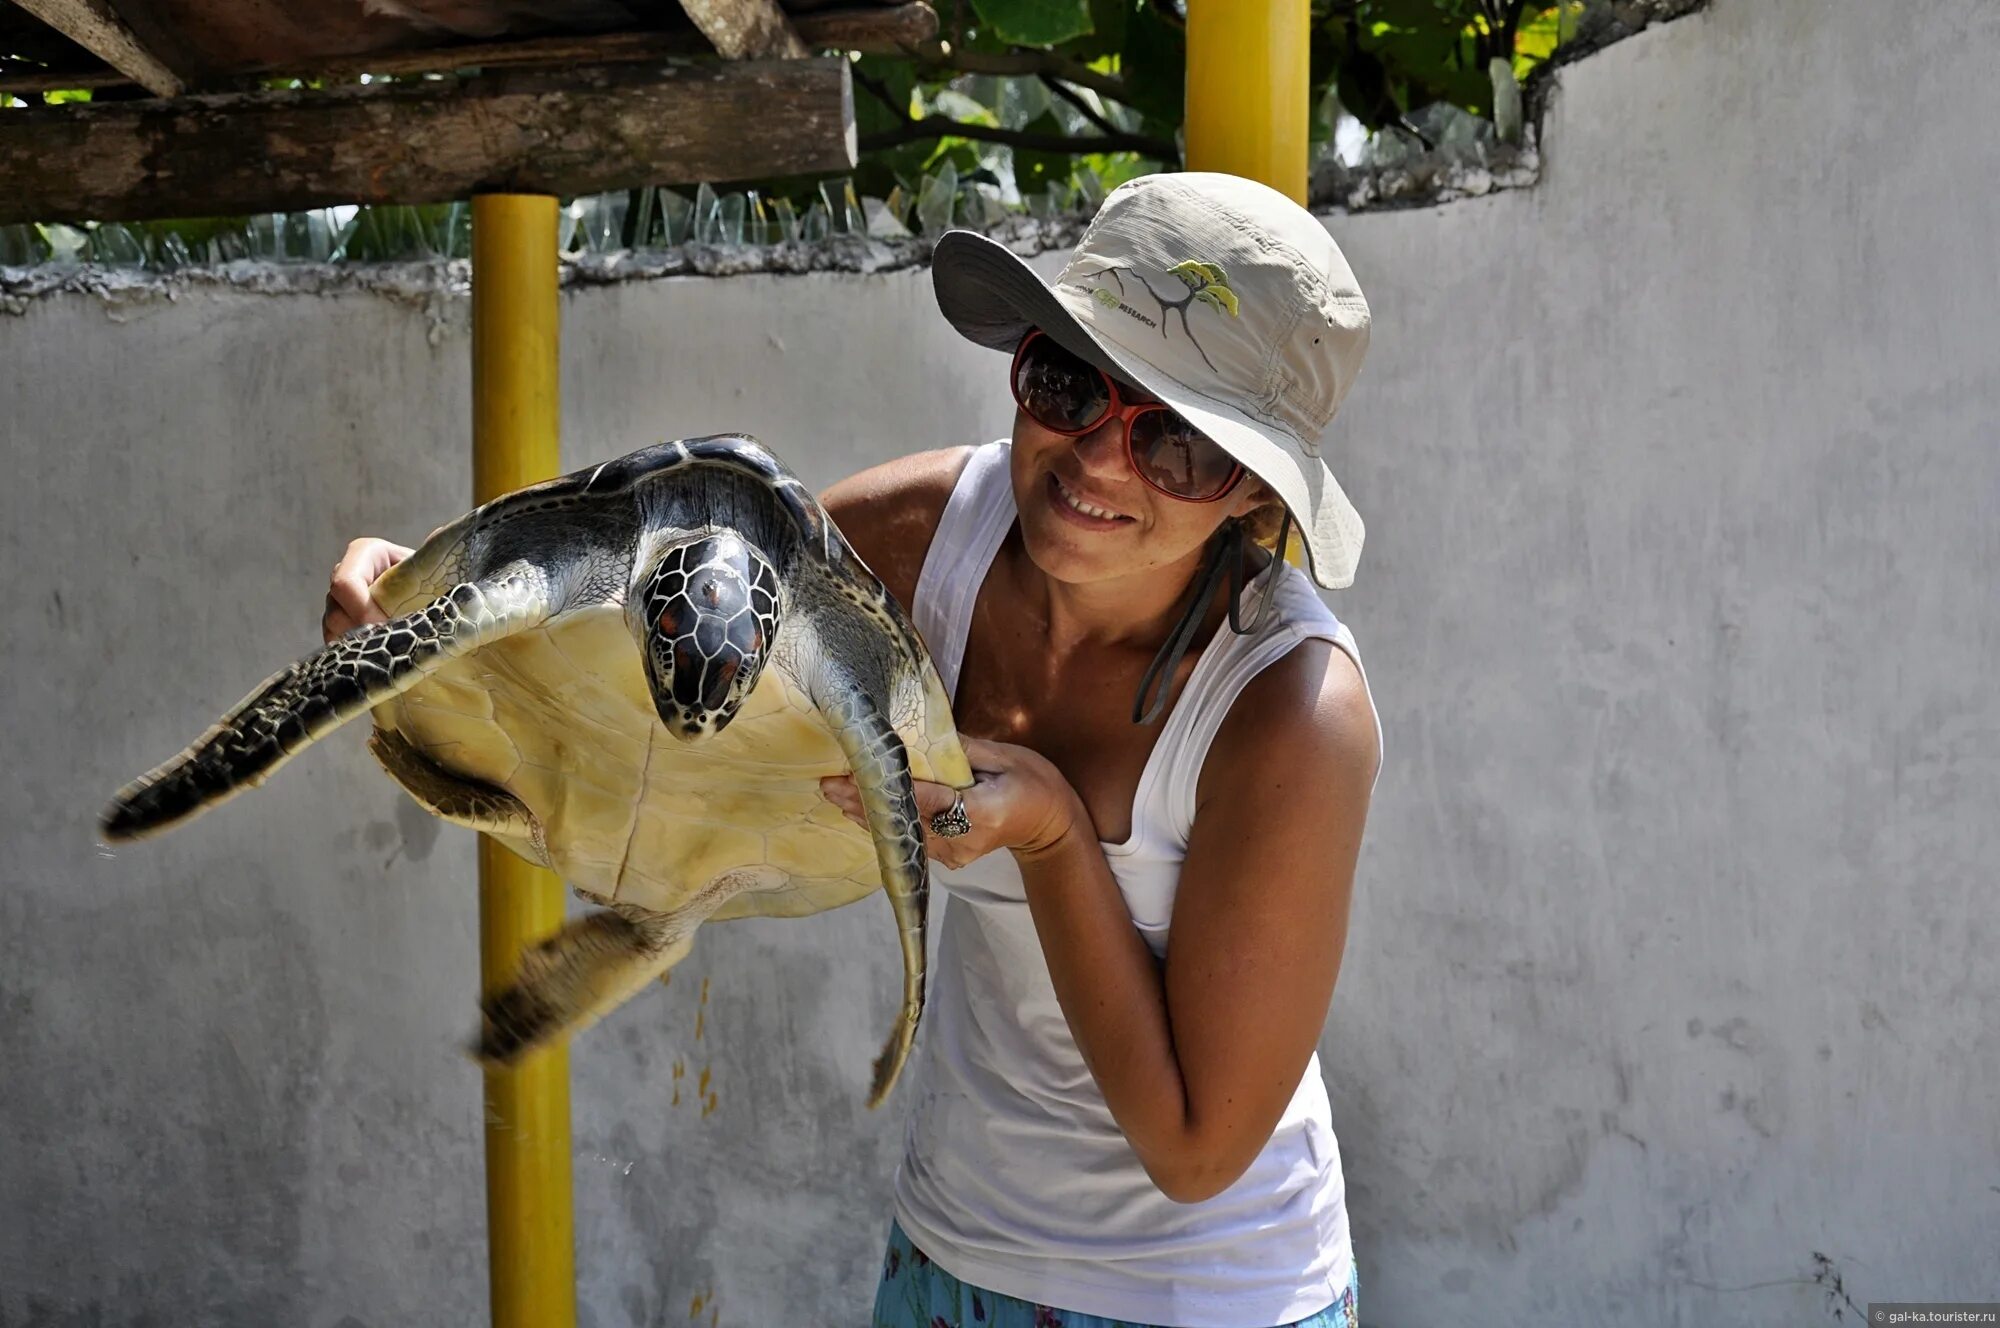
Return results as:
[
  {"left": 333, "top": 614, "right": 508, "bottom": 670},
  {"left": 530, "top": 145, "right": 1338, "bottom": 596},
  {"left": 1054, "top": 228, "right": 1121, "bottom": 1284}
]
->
[
  {"left": 0, "top": 57, "right": 857, "bottom": 224},
  {"left": 678, "top": 0, "right": 810, "bottom": 60},
  {"left": 10, "top": 0, "right": 183, "bottom": 96},
  {"left": 0, "top": 5, "right": 938, "bottom": 96},
  {"left": 0, "top": 66, "right": 132, "bottom": 95}
]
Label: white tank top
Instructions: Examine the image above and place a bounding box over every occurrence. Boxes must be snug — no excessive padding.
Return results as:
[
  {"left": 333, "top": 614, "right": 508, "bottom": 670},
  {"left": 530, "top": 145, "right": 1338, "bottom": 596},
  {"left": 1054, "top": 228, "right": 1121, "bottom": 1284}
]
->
[{"left": 891, "top": 441, "right": 1380, "bottom": 1328}]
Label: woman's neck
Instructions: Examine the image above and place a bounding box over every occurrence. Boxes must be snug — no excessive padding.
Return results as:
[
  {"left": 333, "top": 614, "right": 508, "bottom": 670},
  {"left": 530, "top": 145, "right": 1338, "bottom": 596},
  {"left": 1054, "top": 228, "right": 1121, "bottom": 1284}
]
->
[{"left": 1004, "top": 533, "right": 1220, "bottom": 658}]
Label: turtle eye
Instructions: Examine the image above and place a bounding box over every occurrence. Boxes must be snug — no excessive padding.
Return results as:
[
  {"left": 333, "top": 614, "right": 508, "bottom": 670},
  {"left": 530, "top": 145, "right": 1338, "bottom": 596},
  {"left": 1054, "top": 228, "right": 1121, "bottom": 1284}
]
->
[{"left": 639, "top": 534, "right": 781, "bottom": 740}]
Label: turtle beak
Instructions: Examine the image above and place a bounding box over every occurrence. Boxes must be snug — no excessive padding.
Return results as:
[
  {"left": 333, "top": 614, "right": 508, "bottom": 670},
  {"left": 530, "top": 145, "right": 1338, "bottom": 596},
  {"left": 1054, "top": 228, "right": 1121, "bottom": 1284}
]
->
[{"left": 644, "top": 633, "right": 753, "bottom": 739}]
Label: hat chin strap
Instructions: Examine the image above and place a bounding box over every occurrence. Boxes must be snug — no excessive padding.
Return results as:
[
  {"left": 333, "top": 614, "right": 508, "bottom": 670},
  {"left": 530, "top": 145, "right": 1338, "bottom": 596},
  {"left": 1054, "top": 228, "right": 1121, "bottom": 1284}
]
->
[{"left": 1129, "top": 509, "right": 1290, "bottom": 726}]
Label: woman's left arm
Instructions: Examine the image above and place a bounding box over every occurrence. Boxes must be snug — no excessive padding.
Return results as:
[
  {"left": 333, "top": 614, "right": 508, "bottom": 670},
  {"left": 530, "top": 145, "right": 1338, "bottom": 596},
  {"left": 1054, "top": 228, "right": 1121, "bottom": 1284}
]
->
[
  {"left": 1022, "top": 640, "right": 1378, "bottom": 1202},
  {"left": 821, "top": 639, "right": 1378, "bottom": 1203}
]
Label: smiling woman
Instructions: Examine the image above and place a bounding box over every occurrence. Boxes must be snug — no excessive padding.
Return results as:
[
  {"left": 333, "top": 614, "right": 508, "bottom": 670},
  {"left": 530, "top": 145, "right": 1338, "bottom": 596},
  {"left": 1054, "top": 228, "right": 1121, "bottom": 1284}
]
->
[
  {"left": 323, "top": 171, "right": 1381, "bottom": 1328},
  {"left": 820, "top": 173, "right": 1382, "bottom": 1328}
]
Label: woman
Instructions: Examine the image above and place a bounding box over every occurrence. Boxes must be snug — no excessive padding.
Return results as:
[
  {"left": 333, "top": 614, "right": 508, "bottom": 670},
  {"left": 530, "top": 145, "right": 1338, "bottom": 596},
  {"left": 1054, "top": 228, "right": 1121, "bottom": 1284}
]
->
[{"left": 324, "top": 173, "right": 1381, "bottom": 1328}]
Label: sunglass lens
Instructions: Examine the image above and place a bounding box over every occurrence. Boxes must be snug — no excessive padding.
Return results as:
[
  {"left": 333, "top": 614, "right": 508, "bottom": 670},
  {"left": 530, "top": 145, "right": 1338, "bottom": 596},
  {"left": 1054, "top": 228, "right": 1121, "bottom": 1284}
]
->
[
  {"left": 1130, "top": 410, "right": 1237, "bottom": 500},
  {"left": 1014, "top": 338, "right": 1110, "bottom": 433}
]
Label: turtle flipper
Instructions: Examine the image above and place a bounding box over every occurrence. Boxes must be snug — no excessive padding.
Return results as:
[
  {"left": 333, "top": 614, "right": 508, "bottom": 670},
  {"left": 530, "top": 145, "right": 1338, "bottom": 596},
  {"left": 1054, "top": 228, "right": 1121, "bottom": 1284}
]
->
[
  {"left": 477, "top": 904, "right": 696, "bottom": 1064},
  {"left": 101, "top": 566, "right": 550, "bottom": 841},
  {"left": 368, "top": 727, "right": 549, "bottom": 865},
  {"left": 813, "top": 665, "right": 929, "bottom": 1109}
]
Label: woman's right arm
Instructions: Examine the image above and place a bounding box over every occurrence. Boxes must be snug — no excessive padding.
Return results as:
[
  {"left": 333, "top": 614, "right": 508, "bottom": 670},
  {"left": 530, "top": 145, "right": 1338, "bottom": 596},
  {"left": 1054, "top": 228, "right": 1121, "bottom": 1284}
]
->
[
  {"left": 321, "top": 537, "right": 412, "bottom": 643},
  {"left": 319, "top": 446, "right": 974, "bottom": 642}
]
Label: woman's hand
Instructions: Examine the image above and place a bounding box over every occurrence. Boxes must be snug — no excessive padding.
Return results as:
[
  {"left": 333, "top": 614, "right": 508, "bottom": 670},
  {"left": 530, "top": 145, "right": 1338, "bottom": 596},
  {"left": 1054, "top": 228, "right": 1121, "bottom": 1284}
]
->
[
  {"left": 819, "top": 736, "right": 1086, "bottom": 871},
  {"left": 321, "top": 537, "right": 413, "bottom": 643}
]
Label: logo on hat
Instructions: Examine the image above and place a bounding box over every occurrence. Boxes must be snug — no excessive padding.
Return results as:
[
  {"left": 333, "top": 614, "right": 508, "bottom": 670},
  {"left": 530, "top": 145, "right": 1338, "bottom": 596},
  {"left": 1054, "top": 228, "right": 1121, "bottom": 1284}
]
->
[{"left": 1070, "top": 257, "right": 1241, "bottom": 372}]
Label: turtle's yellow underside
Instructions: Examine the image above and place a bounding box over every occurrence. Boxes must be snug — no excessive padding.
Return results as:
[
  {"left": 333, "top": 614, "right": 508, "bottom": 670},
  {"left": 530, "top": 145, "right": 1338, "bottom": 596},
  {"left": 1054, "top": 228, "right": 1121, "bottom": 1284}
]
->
[{"left": 371, "top": 604, "right": 960, "bottom": 921}]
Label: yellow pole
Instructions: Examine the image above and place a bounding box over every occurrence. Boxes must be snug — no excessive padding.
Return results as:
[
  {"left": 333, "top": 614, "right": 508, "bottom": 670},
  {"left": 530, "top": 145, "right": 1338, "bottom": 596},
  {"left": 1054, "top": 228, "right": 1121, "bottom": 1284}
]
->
[
  {"left": 1184, "top": 0, "right": 1312, "bottom": 203},
  {"left": 471, "top": 192, "right": 576, "bottom": 1328},
  {"left": 1186, "top": 0, "right": 1313, "bottom": 569}
]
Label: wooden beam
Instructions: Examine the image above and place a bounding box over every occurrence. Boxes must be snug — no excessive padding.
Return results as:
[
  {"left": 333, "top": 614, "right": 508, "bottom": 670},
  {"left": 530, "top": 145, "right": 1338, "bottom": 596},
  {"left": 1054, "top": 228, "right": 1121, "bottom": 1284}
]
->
[
  {"left": 10, "top": 0, "right": 183, "bottom": 96},
  {"left": 794, "top": 1, "right": 935, "bottom": 53},
  {"left": 0, "top": 65, "right": 132, "bottom": 95},
  {"left": 0, "top": 58, "right": 857, "bottom": 223},
  {"left": 0, "top": 6, "right": 939, "bottom": 96},
  {"left": 678, "top": 0, "right": 810, "bottom": 60}
]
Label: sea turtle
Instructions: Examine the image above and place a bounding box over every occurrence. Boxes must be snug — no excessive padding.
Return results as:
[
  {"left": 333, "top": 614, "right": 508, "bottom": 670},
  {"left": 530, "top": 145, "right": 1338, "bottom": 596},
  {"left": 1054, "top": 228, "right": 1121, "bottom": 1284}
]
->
[{"left": 101, "top": 435, "right": 972, "bottom": 1106}]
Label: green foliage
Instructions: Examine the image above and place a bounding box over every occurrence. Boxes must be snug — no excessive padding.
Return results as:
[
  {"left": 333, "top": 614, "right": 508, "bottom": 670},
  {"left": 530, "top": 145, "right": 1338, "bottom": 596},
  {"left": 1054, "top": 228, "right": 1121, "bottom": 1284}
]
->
[
  {"left": 853, "top": 0, "right": 1584, "bottom": 212},
  {"left": 1512, "top": 1, "right": 1583, "bottom": 76},
  {"left": 1348, "top": 1, "right": 1492, "bottom": 119},
  {"left": 1011, "top": 111, "right": 1075, "bottom": 194},
  {"left": 967, "top": 0, "right": 1094, "bottom": 47},
  {"left": 7, "top": 1, "right": 1600, "bottom": 258},
  {"left": 1116, "top": 2, "right": 1184, "bottom": 125}
]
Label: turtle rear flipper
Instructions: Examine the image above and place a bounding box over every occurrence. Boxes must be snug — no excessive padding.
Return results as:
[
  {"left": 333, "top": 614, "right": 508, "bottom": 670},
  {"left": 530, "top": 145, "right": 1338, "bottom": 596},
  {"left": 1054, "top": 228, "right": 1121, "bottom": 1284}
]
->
[
  {"left": 478, "top": 904, "right": 696, "bottom": 1065},
  {"left": 101, "top": 566, "right": 550, "bottom": 841},
  {"left": 475, "top": 868, "right": 765, "bottom": 1063}
]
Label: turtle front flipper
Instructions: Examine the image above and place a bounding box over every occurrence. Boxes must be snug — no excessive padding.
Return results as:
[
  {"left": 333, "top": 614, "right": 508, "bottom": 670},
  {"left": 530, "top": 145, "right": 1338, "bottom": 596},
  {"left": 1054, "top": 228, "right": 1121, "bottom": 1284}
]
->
[
  {"left": 813, "top": 663, "right": 930, "bottom": 1109},
  {"left": 368, "top": 727, "right": 549, "bottom": 865},
  {"left": 101, "top": 566, "right": 551, "bottom": 841}
]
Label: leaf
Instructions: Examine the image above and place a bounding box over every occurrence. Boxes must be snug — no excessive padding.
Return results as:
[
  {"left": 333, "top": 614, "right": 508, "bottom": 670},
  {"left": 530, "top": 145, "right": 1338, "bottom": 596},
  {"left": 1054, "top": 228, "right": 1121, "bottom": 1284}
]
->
[
  {"left": 1512, "top": 4, "right": 1572, "bottom": 76},
  {"left": 1354, "top": 0, "right": 1490, "bottom": 113},
  {"left": 1077, "top": 152, "right": 1155, "bottom": 189},
  {"left": 966, "top": 0, "right": 1094, "bottom": 47},
  {"left": 1168, "top": 259, "right": 1228, "bottom": 289},
  {"left": 1193, "top": 285, "right": 1239, "bottom": 318},
  {"left": 852, "top": 54, "right": 918, "bottom": 137},
  {"left": 1011, "top": 111, "right": 1075, "bottom": 195},
  {"left": 1117, "top": 1, "right": 1184, "bottom": 123},
  {"left": 924, "top": 88, "right": 1001, "bottom": 128},
  {"left": 1068, "top": 0, "right": 1132, "bottom": 60}
]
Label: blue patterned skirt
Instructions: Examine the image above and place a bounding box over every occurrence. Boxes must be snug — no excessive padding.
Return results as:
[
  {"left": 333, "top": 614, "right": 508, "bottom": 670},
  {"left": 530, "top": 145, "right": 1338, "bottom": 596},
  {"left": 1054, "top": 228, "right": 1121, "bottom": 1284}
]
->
[{"left": 871, "top": 1220, "right": 1359, "bottom": 1328}]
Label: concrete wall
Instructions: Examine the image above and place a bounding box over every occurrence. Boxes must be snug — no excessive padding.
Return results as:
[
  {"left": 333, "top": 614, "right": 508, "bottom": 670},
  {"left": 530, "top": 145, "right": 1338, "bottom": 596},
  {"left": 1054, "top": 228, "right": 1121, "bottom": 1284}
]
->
[{"left": 3, "top": 1, "right": 1996, "bottom": 1323}]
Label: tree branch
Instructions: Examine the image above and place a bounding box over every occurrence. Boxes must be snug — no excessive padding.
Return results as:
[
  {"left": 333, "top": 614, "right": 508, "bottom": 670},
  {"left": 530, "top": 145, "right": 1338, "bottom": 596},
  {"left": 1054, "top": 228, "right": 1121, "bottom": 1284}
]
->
[
  {"left": 1040, "top": 74, "right": 1119, "bottom": 137},
  {"left": 859, "top": 115, "right": 1175, "bottom": 160},
  {"left": 902, "top": 40, "right": 1131, "bottom": 105},
  {"left": 678, "top": 0, "right": 809, "bottom": 60},
  {"left": 852, "top": 66, "right": 907, "bottom": 119}
]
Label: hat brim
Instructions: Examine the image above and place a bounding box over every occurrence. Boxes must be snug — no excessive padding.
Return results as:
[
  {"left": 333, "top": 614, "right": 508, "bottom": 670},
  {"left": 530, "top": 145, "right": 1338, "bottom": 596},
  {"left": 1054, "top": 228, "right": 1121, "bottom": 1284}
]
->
[{"left": 931, "top": 229, "right": 1362, "bottom": 590}]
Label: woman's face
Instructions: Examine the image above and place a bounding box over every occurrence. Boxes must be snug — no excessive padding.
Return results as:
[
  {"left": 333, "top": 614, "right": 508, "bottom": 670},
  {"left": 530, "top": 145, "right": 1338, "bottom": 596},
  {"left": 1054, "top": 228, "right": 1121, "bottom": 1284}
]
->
[{"left": 1008, "top": 384, "right": 1271, "bottom": 589}]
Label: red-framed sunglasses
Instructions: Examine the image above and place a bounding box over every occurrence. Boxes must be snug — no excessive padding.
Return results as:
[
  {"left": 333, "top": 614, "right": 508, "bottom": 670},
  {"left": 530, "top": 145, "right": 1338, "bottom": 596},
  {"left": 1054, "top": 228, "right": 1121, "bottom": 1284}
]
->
[{"left": 1010, "top": 329, "right": 1244, "bottom": 503}]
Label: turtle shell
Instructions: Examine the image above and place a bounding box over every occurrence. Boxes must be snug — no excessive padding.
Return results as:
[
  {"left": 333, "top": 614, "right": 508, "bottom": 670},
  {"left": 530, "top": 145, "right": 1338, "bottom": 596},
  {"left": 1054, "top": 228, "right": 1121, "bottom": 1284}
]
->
[{"left": 365, "top": 436, "right": 971, "bottom": 920}]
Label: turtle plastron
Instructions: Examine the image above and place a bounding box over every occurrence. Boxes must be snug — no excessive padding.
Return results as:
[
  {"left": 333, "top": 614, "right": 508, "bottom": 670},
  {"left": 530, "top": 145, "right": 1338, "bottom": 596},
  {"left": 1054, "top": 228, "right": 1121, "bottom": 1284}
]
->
[{"left": 368, "top": 725, "right": 551, "bottom": 866}]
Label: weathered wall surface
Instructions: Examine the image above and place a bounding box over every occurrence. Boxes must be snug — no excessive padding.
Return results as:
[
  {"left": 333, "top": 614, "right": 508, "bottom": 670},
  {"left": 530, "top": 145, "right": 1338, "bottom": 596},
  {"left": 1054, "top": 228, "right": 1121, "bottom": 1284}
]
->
[
  {"left": 2, "top": 1, "right": 1995, "bottom": 1323},
  {"left": 1318, "top": 0, "right": 2000, "bottom": 1321},
  {"left": 0, "top": 267, "right": 1016, "bottom": 1328}
]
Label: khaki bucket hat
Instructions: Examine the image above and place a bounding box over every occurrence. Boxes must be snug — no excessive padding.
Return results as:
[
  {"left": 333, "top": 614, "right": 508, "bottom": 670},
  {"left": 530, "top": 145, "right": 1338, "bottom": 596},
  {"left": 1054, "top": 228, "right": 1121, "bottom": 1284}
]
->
[{"left": 931, "top": 171, "right": 1373, "bottom": 589}]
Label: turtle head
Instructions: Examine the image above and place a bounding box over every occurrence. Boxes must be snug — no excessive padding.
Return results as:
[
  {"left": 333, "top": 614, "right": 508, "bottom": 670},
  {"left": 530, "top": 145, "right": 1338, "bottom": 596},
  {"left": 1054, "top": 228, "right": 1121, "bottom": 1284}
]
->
[{"left": 634, "top": 531, "right": 783, "bottom": 740}]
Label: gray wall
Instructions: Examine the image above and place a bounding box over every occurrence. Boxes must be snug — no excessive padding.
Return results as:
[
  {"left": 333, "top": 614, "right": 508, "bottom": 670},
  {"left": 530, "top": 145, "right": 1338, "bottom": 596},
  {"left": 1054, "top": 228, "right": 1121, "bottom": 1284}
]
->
[{"left": 3, "top": 1, "right": 1996, "bottom": 1323}]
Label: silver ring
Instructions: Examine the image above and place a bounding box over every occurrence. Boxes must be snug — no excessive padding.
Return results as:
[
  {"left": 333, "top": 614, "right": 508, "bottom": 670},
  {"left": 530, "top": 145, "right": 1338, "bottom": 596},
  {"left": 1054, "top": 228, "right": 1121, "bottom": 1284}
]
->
[{"left": 930, "top": 793, "right": 972, "bottom": 839}]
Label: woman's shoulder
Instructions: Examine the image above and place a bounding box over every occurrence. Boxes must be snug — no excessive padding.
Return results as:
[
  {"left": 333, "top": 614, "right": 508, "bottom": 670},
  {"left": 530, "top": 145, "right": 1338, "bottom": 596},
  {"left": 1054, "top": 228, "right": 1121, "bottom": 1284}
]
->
[
  {"left": 819, "top": 445, "right": 979, "bottom": 616},
  {"left": 1197, "top": 620, "right": 1380, "bottom": 819}
]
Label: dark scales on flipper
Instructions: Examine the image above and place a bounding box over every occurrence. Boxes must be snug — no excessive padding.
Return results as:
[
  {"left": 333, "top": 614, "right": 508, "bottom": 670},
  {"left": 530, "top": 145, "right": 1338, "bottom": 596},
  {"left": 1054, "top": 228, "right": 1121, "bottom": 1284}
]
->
[{"left": 103, "top": 571, "right": 550, "bottom": 841}]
